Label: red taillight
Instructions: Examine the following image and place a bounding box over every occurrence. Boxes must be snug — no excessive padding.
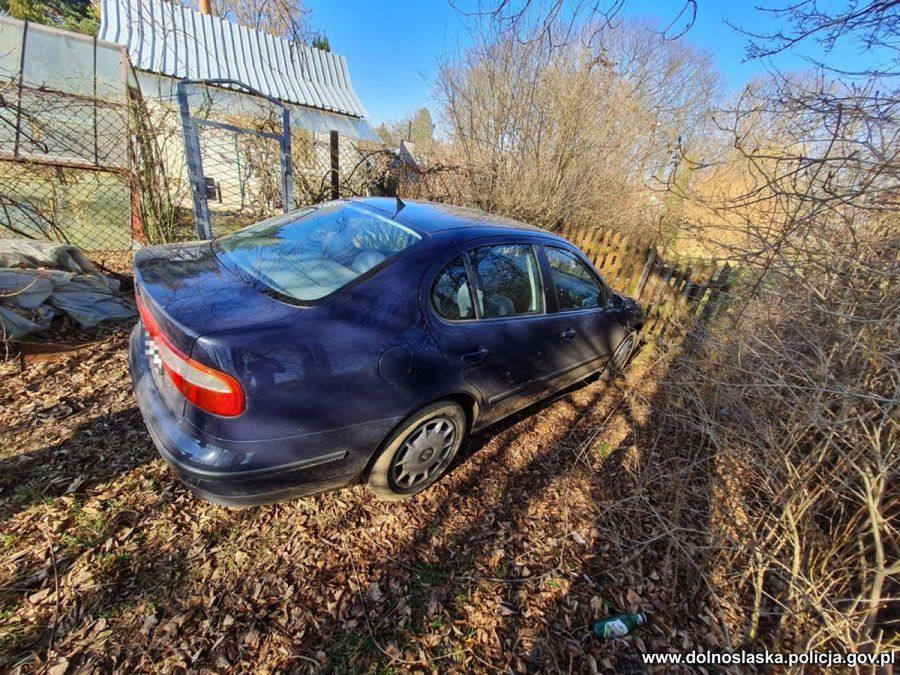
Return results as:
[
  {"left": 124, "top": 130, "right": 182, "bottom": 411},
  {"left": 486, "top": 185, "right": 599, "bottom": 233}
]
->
[{"left": 135, "top": 289, "right": 245, "bottom": 417}]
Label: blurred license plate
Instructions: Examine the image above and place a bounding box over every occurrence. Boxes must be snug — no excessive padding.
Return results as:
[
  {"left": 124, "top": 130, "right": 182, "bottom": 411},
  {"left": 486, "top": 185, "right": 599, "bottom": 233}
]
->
[{"left": 144, "top": 330, "right": 166, "bottom": 388}]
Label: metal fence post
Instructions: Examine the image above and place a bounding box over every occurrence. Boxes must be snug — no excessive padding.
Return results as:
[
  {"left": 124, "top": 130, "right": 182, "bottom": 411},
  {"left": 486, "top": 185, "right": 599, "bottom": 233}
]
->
[
  {"left": 13, "top": 21, "right": 28, "bottom": 159},
  {"left": 330, "top": 130, "right": 340, "bottom": 200},
  {"left": 280, "top": 106, "right": 293, "bottom": 212},
  {"left": 176, "top": 80, "right": 212, "bottom": 239}
]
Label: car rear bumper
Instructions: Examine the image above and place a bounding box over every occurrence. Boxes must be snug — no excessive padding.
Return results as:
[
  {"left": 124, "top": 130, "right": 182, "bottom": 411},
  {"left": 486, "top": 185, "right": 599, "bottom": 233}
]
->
[{"left": 129, "top": 325, "right": 357, "bottom": 507}]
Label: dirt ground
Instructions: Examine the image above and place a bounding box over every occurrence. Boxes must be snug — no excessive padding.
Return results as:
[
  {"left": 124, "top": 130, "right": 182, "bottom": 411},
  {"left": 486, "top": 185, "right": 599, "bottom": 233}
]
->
[{"left": 0, "top": 325, "right": 723, "bottom": 672}]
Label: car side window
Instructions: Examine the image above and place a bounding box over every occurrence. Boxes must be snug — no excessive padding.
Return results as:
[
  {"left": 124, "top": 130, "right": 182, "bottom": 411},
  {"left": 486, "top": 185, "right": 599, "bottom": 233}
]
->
[
  {"left": 545, "top": 246, "right": 607, "bottom": 311},
  {"left": 468, "top": 244, "right": 543, "bottom": 318},
  {"left": 432, "top": 256, "right": 476, "bottom": 320}
]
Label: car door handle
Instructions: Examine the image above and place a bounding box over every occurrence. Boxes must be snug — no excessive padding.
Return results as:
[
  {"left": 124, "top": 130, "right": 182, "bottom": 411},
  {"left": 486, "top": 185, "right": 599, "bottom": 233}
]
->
[
  {"left": 561, "top": 328, "right": 577, "bottom": 340},
  {"left": 461, "top": 346, "right": 490, "bottom": 364}
]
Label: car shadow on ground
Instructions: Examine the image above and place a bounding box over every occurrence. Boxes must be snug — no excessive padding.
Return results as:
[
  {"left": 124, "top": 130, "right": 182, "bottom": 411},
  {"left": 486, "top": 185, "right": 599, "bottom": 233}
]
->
[{"left": 1, "top": 355, "right": 628, "bottom": 669}]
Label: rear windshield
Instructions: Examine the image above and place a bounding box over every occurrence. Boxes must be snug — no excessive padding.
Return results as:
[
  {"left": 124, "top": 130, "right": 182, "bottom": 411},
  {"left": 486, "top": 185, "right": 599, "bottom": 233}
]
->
[{"left": 213, "top": 203, "right": 421, "bottom": 302}]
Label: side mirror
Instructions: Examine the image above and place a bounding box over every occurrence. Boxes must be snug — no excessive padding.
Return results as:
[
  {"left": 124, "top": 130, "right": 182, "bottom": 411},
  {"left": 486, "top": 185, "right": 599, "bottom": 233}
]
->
[{"left": 610, "top": 294, "right": 625, "bottom": 310}]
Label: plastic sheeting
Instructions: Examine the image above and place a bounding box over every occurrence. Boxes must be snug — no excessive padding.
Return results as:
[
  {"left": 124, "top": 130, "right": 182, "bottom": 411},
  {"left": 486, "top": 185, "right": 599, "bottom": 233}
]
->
[
  {"left": 0, "top": 240, "right": 135, "bottom": 339},
  {"left": 0, "top": 269, "right": 56, "bottom": 310},
  {"left": 0, "top": 239, "right": 97, "bottom": 274},
  {"left": 0, "top": 305, "right": 55, "bottom": 339},
  {"left": 46, "top": 273, "right": 137, "bottom": 327}
]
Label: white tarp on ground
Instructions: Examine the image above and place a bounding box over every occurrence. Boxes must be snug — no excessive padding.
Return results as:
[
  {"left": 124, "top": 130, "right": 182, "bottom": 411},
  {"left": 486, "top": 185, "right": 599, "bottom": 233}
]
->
[
  {"left": 0, "top": 239, "right": 98, "bottom": 274},
  {"left": 0, "top": 240, "right": 135, "bottom": 339}
]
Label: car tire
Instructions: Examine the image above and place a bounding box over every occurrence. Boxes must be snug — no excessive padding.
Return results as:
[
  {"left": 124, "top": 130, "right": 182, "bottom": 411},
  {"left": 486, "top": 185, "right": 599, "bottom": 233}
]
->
[
  {"left": 367, "top": 401, "right": 466, "bottom": 501},
  {"left": 609, "top": 330, "right": 638, "bottom": 374}
]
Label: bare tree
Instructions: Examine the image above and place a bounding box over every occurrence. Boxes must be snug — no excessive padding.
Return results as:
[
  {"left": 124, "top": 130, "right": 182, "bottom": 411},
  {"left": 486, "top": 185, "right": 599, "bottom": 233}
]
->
[
  {"left": 434, "top": 17, "right": 721, "bottom": 235},
  {"left": 180, "top": 0, "right": 313, "bottom": 43},
  {"left": 450, "top": 0, "right": 698, "bottom": 49},
  {"left": 732, "top": 0, "right": 900, "bottom": 77}
]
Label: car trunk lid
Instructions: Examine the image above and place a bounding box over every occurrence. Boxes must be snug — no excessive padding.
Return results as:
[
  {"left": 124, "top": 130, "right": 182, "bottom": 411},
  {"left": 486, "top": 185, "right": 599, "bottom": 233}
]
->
[
  {"left": 133, "top": 241, "right": 300, "bottom": 356},
  {"left": 133, "top": 242, "right": 301, "bottom": 417}
]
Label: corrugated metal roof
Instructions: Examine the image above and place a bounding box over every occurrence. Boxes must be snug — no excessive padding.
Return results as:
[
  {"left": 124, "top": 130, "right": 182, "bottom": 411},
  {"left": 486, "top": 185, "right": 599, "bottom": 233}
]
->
[{"left": 98, "top": 0, "right": 368, "bottom": 118}]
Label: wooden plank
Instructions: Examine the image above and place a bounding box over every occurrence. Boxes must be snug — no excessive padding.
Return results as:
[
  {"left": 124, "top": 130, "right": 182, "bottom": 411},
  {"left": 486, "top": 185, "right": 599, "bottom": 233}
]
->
[
  {"left": 657, "top": 263, "right": 694, "bottom": 341},
  {"left": 567, "top": 222, "right": 586, "bottom": 251},
  {"left": 579, "top": 224, "right": 596, "bottom": 258},
  {"left": 696, "top": 264, "right": 733, "bottom": 326},
  {"left": 587, "top": 228, "right": 609, "bottom": 269},
  {"left": 582, "top": 228, "right": 600, "bottom": 267},
  {"left": 647, "top": 259, "right": 678, "bottom": 335},
  {"left": 685, "top": 261, "right": 715, "bottom": 315},
  {"left": 17, "top": 340, "right": 100, "bottom": 371},
  {"left": 709, "top": 265, "right": 734, "bottom": 321},
  {"left": 598, "top": 229, "right": 615, "bottom": 268},
  {"left": 639, "top": 259, "right": 668, "bottom": 333},
  {"left": 679, "top": 263, "right": 703, "bottom": 309},
  {"left": 605, "top": 234, "right": 627, "bottom": 286},
  {"left": 611, "top": 236, "right": 633, "bottom": 287},
  {"left": 576, "top": 224, "right": 596, "bottom": 263},
  {"left": 671, "top": 264, "right": 692, "bottom": 308},
  {"left": 625, "top": 243, "right": 651, "bottom": 296},
  {"left": 615, "top": 237, "right": 643, "bottom": 290},
  {"left": 658, "top": 260, "right": 679, "bottom": 305},
  {"left": 688, "top": 271, "right": 715, "bottom": 320},
  {"left": 597, "top": 230, "right": 620, "bottom": 272},
  {"left": 651, "top": 262, "right": 678, "bottom": 334},
  {"left": 633, "top": 246, "right": 657, "bottom": 300}
]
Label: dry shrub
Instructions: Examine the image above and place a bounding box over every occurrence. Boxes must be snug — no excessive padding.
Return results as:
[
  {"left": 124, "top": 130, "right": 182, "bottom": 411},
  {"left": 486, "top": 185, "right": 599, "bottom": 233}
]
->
[
  {"left": 432, "top": 18, "right": 720, "bottom": 236},
  {"left": 130, "top": 95, "right": 194, "bottom": 244},
  {"left": 648, "top": 67, "right": 899, "bottom": 653},
  {"left": 662, "top": 234, "right": 897, "bottom": 651}
]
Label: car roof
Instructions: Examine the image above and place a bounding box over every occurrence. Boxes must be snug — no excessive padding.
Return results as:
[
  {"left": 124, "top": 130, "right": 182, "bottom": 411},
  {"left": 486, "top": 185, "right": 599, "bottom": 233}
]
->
[{"left": 351, "top": 197, "right": 551, "bottom": 236}]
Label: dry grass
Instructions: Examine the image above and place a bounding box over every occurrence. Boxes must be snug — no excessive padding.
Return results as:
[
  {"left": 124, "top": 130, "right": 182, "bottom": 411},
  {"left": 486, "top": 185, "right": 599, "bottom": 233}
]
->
[{"left": 654, "top": 277, "right": 899, "bottom": 655}]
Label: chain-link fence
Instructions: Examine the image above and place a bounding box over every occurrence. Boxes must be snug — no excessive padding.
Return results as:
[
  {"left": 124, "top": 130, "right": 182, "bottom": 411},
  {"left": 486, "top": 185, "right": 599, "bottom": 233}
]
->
[
  {"left": 144, "top": 78, "right": 394, "bottom": 240},
  {"left": 0, "top": 19, "right": 435, "bottom": 253},
  {"left": 0, "top": 20, "right": 137, "bottom": 252}
]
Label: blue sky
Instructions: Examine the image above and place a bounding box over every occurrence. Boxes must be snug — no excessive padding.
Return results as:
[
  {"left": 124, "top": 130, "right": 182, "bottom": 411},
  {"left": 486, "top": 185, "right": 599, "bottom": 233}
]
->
[{"left": 306, "top": 0, "right": 883, "bottom": 125}]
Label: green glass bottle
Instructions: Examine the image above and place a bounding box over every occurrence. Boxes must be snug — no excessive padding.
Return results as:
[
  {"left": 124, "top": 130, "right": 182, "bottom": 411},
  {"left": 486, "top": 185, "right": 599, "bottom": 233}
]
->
[{"left": 593, "top": 612, "right": 646, "bottom": 639}]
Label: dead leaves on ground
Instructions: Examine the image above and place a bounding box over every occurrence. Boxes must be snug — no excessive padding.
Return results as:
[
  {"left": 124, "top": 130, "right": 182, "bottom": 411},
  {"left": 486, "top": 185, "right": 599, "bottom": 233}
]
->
[{"left": 1, "top": 329, "right": 723, "bottom": 672}]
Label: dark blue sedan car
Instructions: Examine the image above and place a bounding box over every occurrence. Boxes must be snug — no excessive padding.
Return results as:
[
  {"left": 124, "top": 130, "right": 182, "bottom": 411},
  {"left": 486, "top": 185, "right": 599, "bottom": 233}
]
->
[{"left": 129, "top": 199, "right": 643, "bottom": 506}]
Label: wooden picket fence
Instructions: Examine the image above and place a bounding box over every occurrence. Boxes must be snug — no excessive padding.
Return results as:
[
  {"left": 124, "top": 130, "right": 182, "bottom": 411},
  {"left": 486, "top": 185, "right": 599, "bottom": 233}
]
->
[{"left": 559, "top": 223, "right": 734, "bottom": 337}]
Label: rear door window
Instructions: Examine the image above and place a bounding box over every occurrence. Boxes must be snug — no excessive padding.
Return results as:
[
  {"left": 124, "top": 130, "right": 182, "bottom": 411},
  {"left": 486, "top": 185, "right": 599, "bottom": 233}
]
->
[
  {"left": 432, "top": 257, "right": 476, "bottom": 320},
  {"left": 213, "top": 202, "right": 421, "bottom": 302},
  {"left": 545, "top": 246, "right": 606, "bottom": 310},
  {"left": 468, "top": 244, "right": 543, "bottom": 319}
]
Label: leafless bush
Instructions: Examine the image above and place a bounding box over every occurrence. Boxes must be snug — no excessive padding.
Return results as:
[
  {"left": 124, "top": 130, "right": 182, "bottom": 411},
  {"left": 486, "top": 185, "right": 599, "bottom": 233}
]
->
[
  {"left": 130, "top": 95, "right": 194, "bottom": 244},
  {"left": 649, "top": 18, "right": 899, "bottom": 654},
  {"left": 433, "top": 17, "right": 720, "bottom": 236},
  {"left": 657, "top": 227, "right": 897, "bottom": 651}
]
